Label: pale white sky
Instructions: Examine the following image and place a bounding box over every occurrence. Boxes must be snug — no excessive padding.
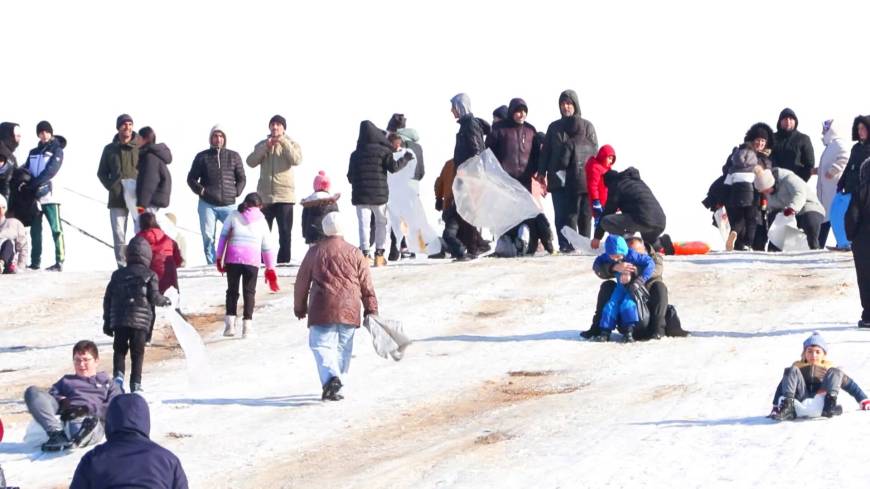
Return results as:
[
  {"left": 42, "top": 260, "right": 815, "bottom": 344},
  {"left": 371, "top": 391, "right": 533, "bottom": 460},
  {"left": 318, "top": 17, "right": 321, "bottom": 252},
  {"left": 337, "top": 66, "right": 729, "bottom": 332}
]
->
[{"left": 4, "top": 0, "right": 869, "bottom": 268}]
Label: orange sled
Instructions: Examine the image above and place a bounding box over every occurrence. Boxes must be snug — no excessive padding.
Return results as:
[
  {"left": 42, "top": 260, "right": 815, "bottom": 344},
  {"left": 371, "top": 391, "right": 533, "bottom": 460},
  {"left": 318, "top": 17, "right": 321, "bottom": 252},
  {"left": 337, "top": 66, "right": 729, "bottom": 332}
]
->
[{"left": 672, "top": 241, "right": 710, "bottom": 255}]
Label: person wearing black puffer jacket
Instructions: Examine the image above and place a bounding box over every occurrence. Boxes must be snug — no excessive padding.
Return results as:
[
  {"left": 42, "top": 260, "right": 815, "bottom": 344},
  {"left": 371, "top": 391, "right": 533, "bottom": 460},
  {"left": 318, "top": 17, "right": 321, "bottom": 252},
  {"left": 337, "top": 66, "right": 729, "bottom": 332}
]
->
[
  {"left": 844, "top": 117, "right": 870, "bottom": 328},
  {"left": 591, "top": 167, "right": 666, "bottom": 248},
  {"left": 723, "top": 122, "right": 774, "bottom": 251},
  {"left": 772, "top": 108, "right": 815, "bottom": 182},
  {"left": 0, "top": 122, "right": 22, "bottom": 201},
  {"left": 541, "top": 89, "right": 598, "bottom": 250},
  {"left": 135, "top": 127, "right": 172, "bottom": 214},
  {"left": 348, "top": 120, "right": 408, "bottom": 265},
  {"left": 102, "top": 236, "right": 170, "bottom": 393}
]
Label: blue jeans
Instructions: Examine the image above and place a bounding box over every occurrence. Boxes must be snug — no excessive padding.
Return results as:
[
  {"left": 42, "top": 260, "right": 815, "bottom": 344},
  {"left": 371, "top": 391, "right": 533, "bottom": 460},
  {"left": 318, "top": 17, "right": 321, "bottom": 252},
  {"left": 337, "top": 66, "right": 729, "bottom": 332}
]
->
[
  {"left": 198, "top": 200, "right": 235, "bottom": 264},
  {"left": 308, "top": 324, "right": 356, "bottom": 387},
  {"left": 830, "top": 192, "right": 852, "bottom": 249}
]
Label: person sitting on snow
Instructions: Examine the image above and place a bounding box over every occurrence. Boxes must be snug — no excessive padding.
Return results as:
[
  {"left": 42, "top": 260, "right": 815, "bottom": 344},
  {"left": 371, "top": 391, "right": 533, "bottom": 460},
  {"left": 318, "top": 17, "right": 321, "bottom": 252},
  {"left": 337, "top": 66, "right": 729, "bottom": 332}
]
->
[
  {"left": 770, "top": 331, "right": 870, "bottom": 420},
  {"left": 0, "top": 194, "right": 29, "bottom": 274},
  {"left": 23, "top": 340, "right": 121, "bottom": 452},
  {"left": 591, "top": 235, "right": 654, "bottom": 343},
  {"left": 300, "top": 170, "right": 340, "bottom": 245}
]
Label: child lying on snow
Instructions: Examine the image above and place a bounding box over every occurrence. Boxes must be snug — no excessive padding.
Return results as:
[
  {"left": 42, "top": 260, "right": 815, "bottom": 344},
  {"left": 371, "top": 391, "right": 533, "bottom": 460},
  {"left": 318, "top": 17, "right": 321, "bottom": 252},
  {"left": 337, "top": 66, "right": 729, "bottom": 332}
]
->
[
  {"left": 591, "top": 235, "right": 654, "bottom": 343},
  {"left": 770, "top": 331, "right": 870, "bottom": 420}
]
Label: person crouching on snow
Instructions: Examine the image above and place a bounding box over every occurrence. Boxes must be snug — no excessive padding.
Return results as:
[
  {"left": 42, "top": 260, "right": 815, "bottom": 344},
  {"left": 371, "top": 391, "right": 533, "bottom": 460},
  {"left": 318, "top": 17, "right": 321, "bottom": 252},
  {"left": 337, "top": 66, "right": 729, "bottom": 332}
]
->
[
  {"left": 215, "top": 192, "right": 280, "bottom": 338},
  {"left": 294, "top": 211, "right": 378, "bottom": 401},
  {"left": 591, "top": 235, "right": 654, "bottom": 343},
  {"left": 770, "top": 331, "right": 870, "bottom": 420},
  {"left": 300, "top": 170, "right": 340, "bottom": 245}
]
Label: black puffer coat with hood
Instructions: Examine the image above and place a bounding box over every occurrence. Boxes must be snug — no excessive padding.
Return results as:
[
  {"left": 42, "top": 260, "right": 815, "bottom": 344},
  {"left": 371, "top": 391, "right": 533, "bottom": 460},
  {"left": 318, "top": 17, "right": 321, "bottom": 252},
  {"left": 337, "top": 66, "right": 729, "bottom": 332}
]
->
[
  {"left": 772, "top": 108, "right": 815, "bottom": 182},
  {"left": 0, "top": 122, "right": 21, "bottom": 200},
  {"left": 486, "top": 97, "right": 541, "bottom": 185},
  {"left": 594, "top": 167, "right": 666, "bottom": 239},
  {"left": 187, "top": 126, "right": 246, "bottom": 206},
  {"left": 838, "top": 115, "right": 870, "bottom": 195},
  {"left": 347, "top": 120, "right": 407, "bottom": 206},
  {"left": 103, "top": 237, "right": 168, "bottom": 333},
  {"left": 136, "top": 142, "right": 173, "bottom": 209},
  {"left": 541, "top": 89, "right": 598, "bottom": 193},
  {"left": 450, "top": 93, "right": 491, "bottom": 167}
]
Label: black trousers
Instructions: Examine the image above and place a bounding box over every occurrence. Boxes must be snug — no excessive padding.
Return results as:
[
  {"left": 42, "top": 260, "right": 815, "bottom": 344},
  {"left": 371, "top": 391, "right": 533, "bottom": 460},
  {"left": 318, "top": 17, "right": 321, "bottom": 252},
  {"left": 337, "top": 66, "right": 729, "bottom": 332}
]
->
[
  {"left": 263, "top": 203, "right": 294, "bottom": 263},
  {"left": 113, "top": 327, "right": 147, "bottom": 386},
  {"left": 726, "top": 204, "right": 759, "bottom": 250},
  {"left": 600, "top": 214, "right": 663, "bottom": 246},
  {"left": 818, "top": 221, "right": 831, "bottom": 249},
  {"left": 589, "top": 280, "right": 668, "bottom": 338},
  {"left": 552, "top": 189, "right": 590, "bottom": 250},
  {"left": 442, "top": 205, "right": 467, "bottom": 258},
  {"left": 226, "top": 263, "right": 259, "bottom": 319},
  {"left": 853, "top": 233, "right": 870, "bottom": 322},
  {"left": 797, "top": 211, "right": 824, "bottom": 250},
  {"left": 0, "top": 240, "right": 14, "bottom": 272}
]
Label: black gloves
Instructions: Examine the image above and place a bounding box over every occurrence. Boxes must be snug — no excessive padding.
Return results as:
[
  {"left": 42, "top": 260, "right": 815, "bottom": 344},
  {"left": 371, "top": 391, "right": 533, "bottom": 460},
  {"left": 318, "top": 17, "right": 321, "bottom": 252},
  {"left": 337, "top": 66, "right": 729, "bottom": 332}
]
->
[
  {"left": 156, "top": 296, "right": 171, "bottom": 307},
  {"left": 401, "top": 152, "right": 414, "bottom": 163},
  {"left": 435, "top": 198, "right": 443, "bottom": 211},
  {"left": 103, "top": 323, "right": 113, "bottom": 337}
]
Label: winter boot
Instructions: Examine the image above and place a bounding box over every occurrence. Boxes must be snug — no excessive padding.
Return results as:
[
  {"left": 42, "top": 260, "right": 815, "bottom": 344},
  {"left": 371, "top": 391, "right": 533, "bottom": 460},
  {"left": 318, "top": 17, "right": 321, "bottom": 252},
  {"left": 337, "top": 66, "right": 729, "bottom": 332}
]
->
[
  {"left": 774, "top": 397, "right": 796, "bottom": 421},
  {"left": 388, "top": 247, "right": 400, "bottom": 262},
  {"left": 322, "top": 376, "right": 344, "bottom": 401},
  {"left": 41, "top": 430, "right": 72, "bottom": 452},
  {"left": 131, "top": 383, "right": 143, "bottom": 393},
  {"left": 374, "top": 249, "right": 387, "bottom": 267},
  {"left": 623, "top": 328, "right": 636, "bottom": 343},
  {"left": 822, "top": 394, "right": 843, "bottom": 418},
  {"left": 113, "top": 375, "right": 125, "bottom": 394},
  {"left": 223, "top": 315, "right": 236, "bottom": 337},
  {"left": 242, "top": 319, "right": 253, "bottom": 338},
  {"left": 859, "top": 320, "right": 870, "bottom": 329},
  {"left": 580, "top": 325, "right": 601, "bottom": 339},
  {"left": 71, "top": 416, "right": 100, "bottom": 448},
  {"left": 593, "top": 330, "right": 612, "bottom": 342},
  {"left": 46, "top": 262, "right": 63, "bottom": 272}
]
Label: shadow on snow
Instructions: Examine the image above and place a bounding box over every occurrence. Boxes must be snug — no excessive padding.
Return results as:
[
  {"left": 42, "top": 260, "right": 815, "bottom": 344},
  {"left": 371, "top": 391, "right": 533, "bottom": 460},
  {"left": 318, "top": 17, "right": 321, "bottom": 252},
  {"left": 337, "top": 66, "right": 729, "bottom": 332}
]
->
[{"left": 162, "top": 395, "right": 322, "bottom": 408}]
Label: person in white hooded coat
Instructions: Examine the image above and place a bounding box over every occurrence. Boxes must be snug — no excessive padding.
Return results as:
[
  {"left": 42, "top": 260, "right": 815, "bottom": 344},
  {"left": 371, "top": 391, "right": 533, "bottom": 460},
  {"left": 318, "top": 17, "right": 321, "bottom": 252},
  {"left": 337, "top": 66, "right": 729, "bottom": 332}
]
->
[{"left": 817, "top": 119, "right": 850, "bottom": 249}]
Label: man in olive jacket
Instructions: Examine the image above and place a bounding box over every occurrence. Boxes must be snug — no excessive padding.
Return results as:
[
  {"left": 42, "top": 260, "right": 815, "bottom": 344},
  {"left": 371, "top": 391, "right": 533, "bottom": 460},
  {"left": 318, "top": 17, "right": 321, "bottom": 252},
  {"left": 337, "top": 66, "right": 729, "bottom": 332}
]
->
[
  {"left": 246, "top": 115, "right": 302, "bottom": 264},
  {"left": 97, "top": 114, "right": 139, "bottom": 268}
]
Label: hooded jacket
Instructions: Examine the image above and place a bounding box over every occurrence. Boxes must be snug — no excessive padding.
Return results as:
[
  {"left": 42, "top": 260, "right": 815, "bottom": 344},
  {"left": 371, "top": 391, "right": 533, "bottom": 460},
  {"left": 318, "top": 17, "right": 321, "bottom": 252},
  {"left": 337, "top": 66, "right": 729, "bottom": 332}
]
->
[
  {"left": 397, "top": 128, "right": 425, "bottom": 181},
  {"left": 215, "top": 207, "right": 277, "bottom": 269},
  {"left": 294, "top": 235, "right": 378, "bottom": 327},
  {"left": 594, "top": 167, "right": 666, "bottom": 239},
  {"left": 451, "top": 94, "right": 491, "bottom": 167},
  {"left": 486, "top": 97, "right": 540, "bottom": 185},
  {"left": 0, "top": 140, "right": 17, "bottom": 201},
  {"left": 97, "top": 132, "right": 140, "bottom": 209},
  {"left": 541, "top": 90, "right": 598, "bottom": 193},
  {"left": 136, "top": 142, "right": 173, "bottom": 209},
  {"left": 70, "top": 394, "right": 188, "bottom": 489},
  {"left": 0, "top": 122, "right": 20, "bottom": 169},
  {"left": 188, "top": 126, "right": 247, "bottom": 206},
  {"left": 300, "top": 191, "right": 340, "bottom": 244},
  {"left": 765, "top": 168, "right": 825, "bottom": 216},
  {"left": 772, "top": 108, "right": 816, "bottom": 182},
  {"left": 586, "top": 145, "right": 616, "bottom": 204},
  {"left": 137, "top": 227, "right": 182, "bottom": 294},
  {"left": 818, "top": 119, "right": 850, "bottom": 215},
  {"left": 26, "top": 135, "right": 66, "bottom": 204},
  {"left": 246, "top": 132, "right": 302, "bottom": 204},
  {"left": 347, "top": 120, "right": 407, "bottom": 206},
  {"left": 102, "top": 236, "right": 166, "bottom": 332},
  {"left": 838, "top": 115, "right": 870, "bottom": 195}
]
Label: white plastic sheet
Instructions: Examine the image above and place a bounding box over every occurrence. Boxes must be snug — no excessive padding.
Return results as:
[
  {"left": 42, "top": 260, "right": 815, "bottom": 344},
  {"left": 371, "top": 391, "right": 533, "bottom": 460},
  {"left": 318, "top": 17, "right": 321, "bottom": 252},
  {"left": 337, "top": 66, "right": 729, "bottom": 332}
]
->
[
  {"left": 560, "top": 226, "right": 596, "bottom": 255},
  {"left": 767, "top": 213, "right": 810, "bottom": 251},
  {"left": 452, "top": 149, "right": 541, "bottom": 237},
  {"left": 363, "top": 314, "right": 410, "bottom": 361},
  {"left": 713, "top": 207, "right": 731, "bottom": 244},
  {"left": 794, "top": 393, "right": 824, "bottom": 418},
  {"left": 387, "top": 153, "right": 442, "bottom": 255},
  {"left": 121, "top": 178, "right": 140, "bottom": 232},
  {"left": 162, "top": 288, "right": 210, "bottom": 387}
]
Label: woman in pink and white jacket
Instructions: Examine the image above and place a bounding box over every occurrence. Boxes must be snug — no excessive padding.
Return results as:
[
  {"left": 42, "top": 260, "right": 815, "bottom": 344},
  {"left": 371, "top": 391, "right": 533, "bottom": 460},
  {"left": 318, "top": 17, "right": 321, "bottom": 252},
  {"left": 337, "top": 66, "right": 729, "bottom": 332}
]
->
[{"left": 215, "top": 192, "right": 280, "bottom": 337}]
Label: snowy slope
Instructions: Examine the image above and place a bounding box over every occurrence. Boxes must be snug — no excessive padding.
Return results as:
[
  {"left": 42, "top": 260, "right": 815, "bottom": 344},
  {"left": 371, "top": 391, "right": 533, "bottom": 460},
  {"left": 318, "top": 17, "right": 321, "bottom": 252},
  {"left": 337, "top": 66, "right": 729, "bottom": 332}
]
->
[{"left": 1, "top": 249, "right": 869, "bottom": 489}]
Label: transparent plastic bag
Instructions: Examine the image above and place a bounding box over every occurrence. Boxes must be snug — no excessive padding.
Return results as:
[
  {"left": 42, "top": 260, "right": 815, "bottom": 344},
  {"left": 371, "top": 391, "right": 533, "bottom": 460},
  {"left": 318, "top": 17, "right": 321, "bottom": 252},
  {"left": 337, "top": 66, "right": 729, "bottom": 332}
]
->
[
  {"left": 363, "top": 314, "right": 410, "bottom": 361},
  {"left": 121, "top": 178, "right": 140, "bottom": 231},
  {"left": 560, "top": 226, "right": 596, "bottom": 255},
  {"left": 452, "top": 149, "right": 541, "bottom": 237},
  {"left": 387, "top": 155, "right": 442, "bottom": 255},
  {"left": 768, "top": 213, "right": 809, "bottom": 251},
  {"left": 713, "top": 207, "right": 731, "bottom": 244},
  {"left": 162, "top": 288, "right": 210, "bottom": 387}
]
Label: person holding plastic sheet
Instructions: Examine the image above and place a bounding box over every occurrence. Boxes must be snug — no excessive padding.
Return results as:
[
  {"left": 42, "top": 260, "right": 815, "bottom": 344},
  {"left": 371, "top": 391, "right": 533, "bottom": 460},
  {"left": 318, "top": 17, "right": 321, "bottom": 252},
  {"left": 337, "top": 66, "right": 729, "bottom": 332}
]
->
[
  {"left": 295, "top": 212, "right": 378, "bottom": 401},
  {"left": 589, "top": 235, "right": 654, "bottom": 343},
  {"left": 24, "top": 340, "right": 121, "bottom": 452},
  {"left": 98, "top": 114, "right": 140, "bottom": 268},
  {"left": 769, "top": 332, "right": 869, "bottom": 421},
  {"left": 754, "top": 165, "right": 825, "bottom": 249},
  {"left": 834, "top": 116, "right": 870, "bottom": 252},
  {"left": 816, "top": 119, "right": 850, "bottom": 249},
  {"left": 721, "top": 123, "right": 774, "bottom": 251},
  {"left": 215, "top": 192, "right": 279, "bottom": 338}
]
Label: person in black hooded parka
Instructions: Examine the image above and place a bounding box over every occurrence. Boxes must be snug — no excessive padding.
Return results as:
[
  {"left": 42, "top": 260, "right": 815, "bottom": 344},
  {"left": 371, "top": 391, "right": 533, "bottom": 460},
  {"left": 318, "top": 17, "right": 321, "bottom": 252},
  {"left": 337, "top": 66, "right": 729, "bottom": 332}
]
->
[
  {"left": 772, "top": 108, "right": 815, "bottom": 182},
  {"left": 347, "top": 120, "right": 409, "bottom": 263},
  {"left": 591, "top": 167, "right": 666, "bottom": 247},
  {"left": 70, "top": 393, "right": 188, "bottom": 489},
  {"left": 0, "top": 122, "right": 22, "bottom": 201},
  {"left": 136, "top": 127, "right": 173, "bottom": 213},
  {"left": 844, "top": 118, "right": 870, "bottom": 328}
]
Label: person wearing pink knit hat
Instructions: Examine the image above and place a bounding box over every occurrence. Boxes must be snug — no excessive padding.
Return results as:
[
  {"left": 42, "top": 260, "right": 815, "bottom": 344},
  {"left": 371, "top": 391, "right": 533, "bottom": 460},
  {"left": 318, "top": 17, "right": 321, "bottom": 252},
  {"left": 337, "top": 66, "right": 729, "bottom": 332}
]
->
[{"left": 300, "top": 171, "right": 340, "bottom": 245}]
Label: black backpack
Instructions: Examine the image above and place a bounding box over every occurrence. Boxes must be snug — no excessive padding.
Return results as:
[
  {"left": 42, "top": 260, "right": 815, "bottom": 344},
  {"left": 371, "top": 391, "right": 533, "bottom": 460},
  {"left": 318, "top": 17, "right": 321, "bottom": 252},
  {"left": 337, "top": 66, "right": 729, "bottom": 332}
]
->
[
  {"left": 630, "top": 284, "right": 651, "bottom": 331},
  {"left": 665, "top": 305, "right": 690, "bottom": 337}
]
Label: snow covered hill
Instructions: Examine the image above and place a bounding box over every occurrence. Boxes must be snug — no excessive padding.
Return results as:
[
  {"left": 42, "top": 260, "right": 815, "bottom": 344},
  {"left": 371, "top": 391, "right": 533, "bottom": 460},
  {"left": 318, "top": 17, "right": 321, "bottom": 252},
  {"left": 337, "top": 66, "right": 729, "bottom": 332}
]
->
[{"left": 1, "top": 250, "right": 869, "bottom": 489}]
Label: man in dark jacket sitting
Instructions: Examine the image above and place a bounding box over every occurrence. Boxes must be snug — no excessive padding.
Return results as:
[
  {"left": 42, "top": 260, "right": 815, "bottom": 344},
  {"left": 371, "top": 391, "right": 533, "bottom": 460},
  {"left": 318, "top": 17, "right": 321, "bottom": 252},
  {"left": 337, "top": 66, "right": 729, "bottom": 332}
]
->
[
  {"left": 24, "top": 340, "right": 121, "bottom": 451},
  {"left": 591, "top": 167, "right": 667, "bottom": 249},
  {"left": 70, "top": 393, "right": 188, "bottom": 489}
]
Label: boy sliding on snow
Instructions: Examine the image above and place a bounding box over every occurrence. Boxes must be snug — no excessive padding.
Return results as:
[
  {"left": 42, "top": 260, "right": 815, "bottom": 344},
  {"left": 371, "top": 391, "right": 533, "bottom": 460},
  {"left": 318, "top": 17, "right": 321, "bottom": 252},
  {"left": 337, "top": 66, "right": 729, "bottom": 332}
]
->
[
  {"left": 770, "top": 331, "right": 870, "bottom": 420},
  {"left": 591, "top": 235, "right": 654, "bottom": 343}
]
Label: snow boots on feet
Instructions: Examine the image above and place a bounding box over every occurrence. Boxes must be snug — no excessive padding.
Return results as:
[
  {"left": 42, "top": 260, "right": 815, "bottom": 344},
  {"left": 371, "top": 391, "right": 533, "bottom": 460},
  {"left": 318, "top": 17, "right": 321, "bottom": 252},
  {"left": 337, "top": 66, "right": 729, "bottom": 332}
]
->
[
  {"left": 858, "top": 320, "right": 870, "bottom": 329},
  {"left": 774, "top": 397, "right": 796, "bottom": 421},
  {"left": 131, "top": 383, "right": 143, "bottom": 393},
  {"left": 623, "top": 329, "right": 636, "bottom": 343},
  {"left": 223, "top": 315, "right": 236, "bottom": 337},
  {"left": 242, "top": 319, "right": 253, "bottom": 338},
  {"left": 580, "top": 325, "right": 601, "bottom": 340},
  {"left": 46, "top": 262, "right": 63, "bottom": 272},
  {"left": 322, "top": 376, "right": 343, "bottom": 401},
  {"left": 374, "top": 249, "right": 387, "bottom": 267},
  {"left": 593, "top": 330, "right": 611, "bottom": 342},
  {"left": 822, "top": 394, "right": 843, "bottom": 418},
  {"left": 42, "top": 430, "right": 72, "bottom": 452}
]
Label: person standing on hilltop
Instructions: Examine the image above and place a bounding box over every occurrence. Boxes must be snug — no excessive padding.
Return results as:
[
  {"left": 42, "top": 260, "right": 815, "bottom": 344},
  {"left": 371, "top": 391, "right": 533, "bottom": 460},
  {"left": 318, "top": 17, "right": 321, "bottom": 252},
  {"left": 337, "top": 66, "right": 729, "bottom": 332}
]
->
[{"left": 97, "top": 114, "right": 139, "bottom": 268}]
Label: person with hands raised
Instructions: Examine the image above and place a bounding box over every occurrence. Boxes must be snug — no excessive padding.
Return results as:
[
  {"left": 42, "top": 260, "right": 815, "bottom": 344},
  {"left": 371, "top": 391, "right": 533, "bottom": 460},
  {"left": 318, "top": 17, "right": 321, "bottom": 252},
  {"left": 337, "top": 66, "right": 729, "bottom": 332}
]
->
[{"left": 215, "top": 192, "right": 277, "bottom": 338}]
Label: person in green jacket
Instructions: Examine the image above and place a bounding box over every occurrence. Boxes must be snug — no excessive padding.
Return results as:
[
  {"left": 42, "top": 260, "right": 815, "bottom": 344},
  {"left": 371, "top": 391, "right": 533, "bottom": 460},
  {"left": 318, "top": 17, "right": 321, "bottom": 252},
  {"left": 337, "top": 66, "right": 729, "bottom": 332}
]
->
[
  {"left": 97, "top": 114, "right": 139, "bottom": 267},
  {"left": 246, "top": 114, "right": 302, "bottom": 264}
]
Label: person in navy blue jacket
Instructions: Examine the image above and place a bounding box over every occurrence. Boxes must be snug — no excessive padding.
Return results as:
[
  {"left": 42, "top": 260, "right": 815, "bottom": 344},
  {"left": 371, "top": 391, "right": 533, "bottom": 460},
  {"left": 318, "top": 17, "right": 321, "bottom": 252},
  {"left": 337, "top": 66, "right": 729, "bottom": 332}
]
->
[
  {"left": 591, "top": 235, "right": 654, "bottom": 343},
  {"left": 70, "top": 393, "right": 188, "bottom": 489},
  {"left": 26, "top": 121, "right": 67, "bottom": 271}
]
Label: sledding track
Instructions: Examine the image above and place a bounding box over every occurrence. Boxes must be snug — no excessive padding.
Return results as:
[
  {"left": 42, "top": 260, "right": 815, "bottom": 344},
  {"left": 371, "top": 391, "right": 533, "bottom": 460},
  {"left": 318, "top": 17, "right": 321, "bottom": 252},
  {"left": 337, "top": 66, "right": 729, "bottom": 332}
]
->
[{"left": 3, "top": 251, "right": 870, "bottom": 488}]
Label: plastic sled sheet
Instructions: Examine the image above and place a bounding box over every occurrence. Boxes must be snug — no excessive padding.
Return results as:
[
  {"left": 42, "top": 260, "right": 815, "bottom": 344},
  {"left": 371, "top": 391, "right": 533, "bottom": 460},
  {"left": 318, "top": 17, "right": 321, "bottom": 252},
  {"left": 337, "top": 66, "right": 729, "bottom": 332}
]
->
[
  {"left": 162, "top": 288, "right": 210, "bottom": 387},
  {"left": 363, "top": 314, "right": 410, "bottom": 361},
  {"left": 714, "top": 207, "right": 731, "bottom": 244},
  {"left": 561, "top": 226, "right": 596, "bottom": 255},
  {"left": 121, "top": 178, "right": 140, "bottom": 231},
  {"left": 768, "top": 213, "right": 810, "bottom": 251},
  {"left": 387, "top": 158, "right": 442, "bottom": 255},
  {"left": 453, "top": 149, "right": 541, "bottom": 237}
]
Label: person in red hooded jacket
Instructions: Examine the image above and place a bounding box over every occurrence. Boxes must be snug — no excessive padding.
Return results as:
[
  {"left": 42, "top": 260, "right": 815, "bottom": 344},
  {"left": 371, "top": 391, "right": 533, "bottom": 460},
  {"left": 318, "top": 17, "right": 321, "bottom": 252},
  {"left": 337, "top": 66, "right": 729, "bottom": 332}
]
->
[
  {"left": 586, "top": 145, "right": 616, "bottom": 226},
  {"left": 136, "top": 212, "right": 182, "bottom": 294}
]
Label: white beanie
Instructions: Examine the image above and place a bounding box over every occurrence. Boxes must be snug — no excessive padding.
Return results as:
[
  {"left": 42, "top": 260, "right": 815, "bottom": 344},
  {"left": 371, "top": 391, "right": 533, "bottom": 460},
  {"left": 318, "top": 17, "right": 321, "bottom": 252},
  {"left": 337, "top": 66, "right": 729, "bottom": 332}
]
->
[
  {"left": 753, "top": 166, "right": 775, "bottom": 192},
  {"left": 0, "top": 194, "right": 7, "bottom": 209},
  {"left": 322, "top": 212, "right": 343, "bottom": 237}
]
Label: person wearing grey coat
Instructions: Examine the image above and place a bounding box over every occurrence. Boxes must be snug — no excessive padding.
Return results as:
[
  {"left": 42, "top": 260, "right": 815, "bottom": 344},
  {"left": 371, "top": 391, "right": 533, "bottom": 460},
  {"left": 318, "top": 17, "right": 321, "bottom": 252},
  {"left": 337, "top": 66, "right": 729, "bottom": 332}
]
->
[{"left": 754, "top": 166, "right": 826, "bottom": 249}]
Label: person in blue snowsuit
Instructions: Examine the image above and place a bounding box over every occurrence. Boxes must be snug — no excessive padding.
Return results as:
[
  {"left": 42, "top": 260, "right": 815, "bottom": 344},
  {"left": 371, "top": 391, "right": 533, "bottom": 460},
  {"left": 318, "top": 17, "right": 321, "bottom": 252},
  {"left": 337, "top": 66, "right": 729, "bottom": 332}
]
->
[{"left": 591, "top": 235, "right": 654, "bottom": 342}]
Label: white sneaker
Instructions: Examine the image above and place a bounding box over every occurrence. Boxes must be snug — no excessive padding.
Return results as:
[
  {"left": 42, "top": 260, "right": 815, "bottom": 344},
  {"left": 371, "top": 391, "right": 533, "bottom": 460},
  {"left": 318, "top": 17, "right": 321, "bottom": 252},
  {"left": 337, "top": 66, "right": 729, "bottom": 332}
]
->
[
  {"left": 223, "top": 315, "right": 236, "bottom": 336},
  {"left": 242, "top": 319, "right": 253, "bottom": 338}
]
